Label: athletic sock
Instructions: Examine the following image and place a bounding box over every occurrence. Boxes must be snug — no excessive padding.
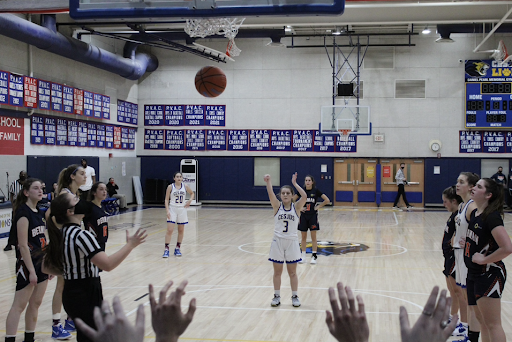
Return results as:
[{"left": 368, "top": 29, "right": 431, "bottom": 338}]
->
[
  {"left": 468, "top": 330, "right": 480, "bottom": 342},
  {"left": 176, "top": 242, "right": 181, "bottom": 248},
  {"left": 164, "top": 243, "right": 169, "bottom": 250},
  {"left": 274, "top": 290, "right": 280, "bottom": 296},
  {"left": 292, "top": 291, "right": 298, "bottom": 296},
  {"left": 5, "top": 336, "right": 16, "bottom": 342},
  {"left": 24, "top": 332, "right": 34, "bottom": 342},
  {"left": 312, "top": 252, "right": 317, "bottom": 257}
]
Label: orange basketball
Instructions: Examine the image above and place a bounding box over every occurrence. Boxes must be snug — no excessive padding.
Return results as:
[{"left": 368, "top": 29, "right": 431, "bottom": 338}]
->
[{"left": 194, "top": 66, "right": 227, "bottom": 98}]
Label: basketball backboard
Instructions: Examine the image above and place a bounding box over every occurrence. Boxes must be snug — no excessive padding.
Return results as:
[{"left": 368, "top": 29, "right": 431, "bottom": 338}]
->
[
  {"left": 70, "top": 0, "right": 345, "bottom": 19},
  {"left": 320, "top": 105, "right": 371, "bottom": 136}
]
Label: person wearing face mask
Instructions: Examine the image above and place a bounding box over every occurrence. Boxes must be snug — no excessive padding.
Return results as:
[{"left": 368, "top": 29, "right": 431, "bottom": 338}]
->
[
  {"left": 393, "top": 163, "right": 413, "bottom": 209},
  {"left": 4, "top": 171, "right": 28, "bottom": 251},
  {"left": 490, "top": 166, "right": 507, "bottom": 207}
]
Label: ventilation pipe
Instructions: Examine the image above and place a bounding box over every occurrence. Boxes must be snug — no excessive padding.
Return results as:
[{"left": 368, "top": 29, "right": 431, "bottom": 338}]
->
[
  {"left": 436, "top": 23, "right": 512, "bottom": 43},
  {"left": 0, "top": 14, "right": 158, "bottom": 80}
]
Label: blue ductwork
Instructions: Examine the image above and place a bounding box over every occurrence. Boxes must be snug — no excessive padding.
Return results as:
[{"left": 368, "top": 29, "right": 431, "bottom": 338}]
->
[{"left": 0, "top": 14, "right": 158, "bottom": 80}]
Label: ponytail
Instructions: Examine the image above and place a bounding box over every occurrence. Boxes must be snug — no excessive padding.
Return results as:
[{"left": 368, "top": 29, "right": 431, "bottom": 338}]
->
[{"left": 43, "top": 193, "right": 72, "bottom": 274}]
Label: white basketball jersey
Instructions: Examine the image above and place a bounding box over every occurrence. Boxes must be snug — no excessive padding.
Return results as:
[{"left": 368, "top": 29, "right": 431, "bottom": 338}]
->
[
  {"left": 169, "top": 183, "right": 187, "bottom": 207},
  {"left": 454, "top": 199, "right": 473, "bottom": 249},
  {"left": 274, "top": 203, "right": 299, "bottom": 239}
]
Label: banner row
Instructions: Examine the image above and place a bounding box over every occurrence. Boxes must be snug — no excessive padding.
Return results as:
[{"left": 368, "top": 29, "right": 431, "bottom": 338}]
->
[
  {"left": 460, "top": 130, "right": 512, "bottom": 153},
  {"left": 144, "top": 104, "right": 225, "bottom": 126},
  {"left": 144, "top": 129, "right": 357, "bottom": 152},
  {"left": 31, "top": 115, "right": 135, "bottom": 150}
]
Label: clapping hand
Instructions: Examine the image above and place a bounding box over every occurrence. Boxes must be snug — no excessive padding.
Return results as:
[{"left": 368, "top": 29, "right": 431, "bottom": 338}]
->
[
  {"left": 150, "top": 280, "right": 196, "bottom": 342},
  {"left": 75, "top": 297, "right": 145, "bottom": 342},
  {"left": 399, "top": 286, "right": 457, "bottom": 342},
  {"left": 325, "top": 282, "right": 369, "bottom": 342}
]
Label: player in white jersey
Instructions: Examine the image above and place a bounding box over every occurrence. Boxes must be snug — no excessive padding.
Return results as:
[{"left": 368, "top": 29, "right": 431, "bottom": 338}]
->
[
  {"left": 453, "top": 172, "right": 479, "bottom": 341},
  {"left": 265, "top": 172, "right": 307, "bottom": 308},
  {"left": 163, "top": 172, "right": 195, "bottom": 258}
]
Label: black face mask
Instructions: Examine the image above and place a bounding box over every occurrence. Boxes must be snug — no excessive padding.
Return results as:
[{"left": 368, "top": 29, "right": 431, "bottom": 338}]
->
[
  {"left": 401, "top": 166, "right": 404, "bottom": 169},
  {"left": 73, "top": 199, "right": 89, "bottom": 215}
]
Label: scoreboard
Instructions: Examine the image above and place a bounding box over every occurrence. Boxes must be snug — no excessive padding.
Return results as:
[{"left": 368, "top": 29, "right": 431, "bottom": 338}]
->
[{"left": 465, "top": 60, "right": 512, "bottom": 128}]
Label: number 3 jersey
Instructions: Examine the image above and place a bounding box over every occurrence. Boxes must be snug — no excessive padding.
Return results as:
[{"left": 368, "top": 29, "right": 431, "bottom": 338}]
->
[
  {"left": 170, "top": 183, "right": 187, "bottom": 207},
  {"left": 274, "top": 202, "right": 300, "bottom": 239}
]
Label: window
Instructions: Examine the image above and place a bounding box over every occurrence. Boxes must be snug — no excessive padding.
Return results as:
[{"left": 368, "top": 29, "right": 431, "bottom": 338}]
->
[{"left": 254, "top": 158, "right": 280, "bottom": 186}]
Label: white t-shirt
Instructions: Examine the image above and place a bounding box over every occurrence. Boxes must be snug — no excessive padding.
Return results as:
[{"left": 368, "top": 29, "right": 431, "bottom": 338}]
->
[{"left": 79, "top": 165, "right": 96, "bottom": 191}]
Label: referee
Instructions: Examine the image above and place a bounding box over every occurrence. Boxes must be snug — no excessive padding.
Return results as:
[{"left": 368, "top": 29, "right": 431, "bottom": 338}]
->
[{"left": 42, "top": 193, "right": 147, "bottom": 342}]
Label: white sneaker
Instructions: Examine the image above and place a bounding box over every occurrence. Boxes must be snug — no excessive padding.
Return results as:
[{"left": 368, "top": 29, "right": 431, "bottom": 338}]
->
[
  {"left": 291, "top": 295, "right": 301, "bottom": 307},
  {"left": 310, "top": 254, "right": 317, "bottom": 264},
  {"left": 452, "top": 323, "right": 467, "bottom": 337},
  {"left": 298, "top": 252, "right": 306, "bottom": 264},
  {"left": 392, "top": 206, "right": 399, "bottom": 209},
  {"left": 271, "top": 295, "right": 281, "bottom": 307}
]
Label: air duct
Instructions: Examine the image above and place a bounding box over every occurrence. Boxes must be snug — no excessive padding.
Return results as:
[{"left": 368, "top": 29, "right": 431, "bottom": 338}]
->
[
  {"left": 437, "top": 23, "right": 512, "bottom": 39},
  {"left": 0, "top": 14, "right": 158, "bottom": 80}
]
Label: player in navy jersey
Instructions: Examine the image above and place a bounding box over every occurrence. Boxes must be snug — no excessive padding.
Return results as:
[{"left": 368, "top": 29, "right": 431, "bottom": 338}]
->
[
  {"left": 293, "top": 175, "right": 330, "bottom": 264},
  {"left": 163, "top": 172, "right": 195, "bottom": 258},
  {"left": 265, "top": 172, "right": 307, "bottom": 307},
  {"left": 42, "top": 193, "right": 147, "bottom": 342},
  {"left": 441, "top": 186, "right": 463, "bottom": 327},
  {"left": 5, "top": 179, "right": 49, "bottom": 342},
  {"left": 465, "top": 178, "right": 512, "bottom": 342},
  {"left": 84, "top": 182, "right": 109, "bottom": 251}
]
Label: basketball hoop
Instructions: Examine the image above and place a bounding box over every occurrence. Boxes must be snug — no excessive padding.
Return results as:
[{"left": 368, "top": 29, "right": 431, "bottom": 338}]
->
[
  {"left": 185, "top": 18, "right": 245, "bottom": 57},
  {"left": 491, "top": 40, "right": 512, "bottom": 63},
  {"left": 338, "top": 129, "right": 351, "bottom": 142}
]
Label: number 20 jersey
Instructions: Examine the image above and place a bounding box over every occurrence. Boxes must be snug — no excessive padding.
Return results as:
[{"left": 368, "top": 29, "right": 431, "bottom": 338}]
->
[
  {"left": 274, "top": 203, "right": 300, "bottom": 239},
  {"left": 170, "top": 183, "right": 187, "bottom": 207}
]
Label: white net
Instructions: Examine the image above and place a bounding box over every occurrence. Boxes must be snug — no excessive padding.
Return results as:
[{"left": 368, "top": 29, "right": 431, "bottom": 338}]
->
[
  {"left": 226, "top": 39, "right": 241, "bottom": 57},
  {"left": 185, "top": 18, "right": 245, "bottom": 39},
  {"left": 491, "top": 40, "right": 509, "bottom": 62},
  {"left": 338, "top": 129, "right": 351, "bottom": 142}
]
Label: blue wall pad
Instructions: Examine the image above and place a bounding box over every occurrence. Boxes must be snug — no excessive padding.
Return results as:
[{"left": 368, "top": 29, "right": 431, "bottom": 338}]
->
[
  {"left": 336, "top": 191, "right": 353, "bottom": 202},
  {"left": 358, "top": 191, "right": 376, "bottom": 202}
]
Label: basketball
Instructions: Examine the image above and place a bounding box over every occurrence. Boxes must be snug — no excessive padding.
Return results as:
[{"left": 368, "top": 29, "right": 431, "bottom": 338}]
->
[{"left": 194, "top": 66, "right": 227, "bottom": 98}]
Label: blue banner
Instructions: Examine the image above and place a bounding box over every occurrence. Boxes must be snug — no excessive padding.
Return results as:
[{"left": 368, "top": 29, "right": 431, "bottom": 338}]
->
[
  {"left": 205, "top": 105, "right": 225, "bottom": 126},
  {"left": 105, "top": 125, "right": 114, "bottom": 149},
  {"left": 128, "top": 128, "right": 136, "bottom": 150},
  {"left": 117, "top": 100, "right": 125, "bottom": 122},
  {"left": 63, "top": 85, "right": 74, "bottom": 114},
  {"left": 165, "top": 130, "right": 184, "bottom": 150},
  {"left": 130, "top": 103, "right": 138, "bottom": 125},
  {"left": 459, "top": 131, "right": 482, "bottom": 153},
  {"left": 0, "top": 70, "right": 8, "bottom": 105},
  {"left": 38, "top": 80, "right": 51, "bottom": 110},
  {"left": 227, "top": 130, "right": 248, "bottom": 151},
  {"left": 145, "top": 105, "right": 164, "bottom": 126},
  {"left": 67, "top": 120, "right": 78, "bottom": 146},
  {"left": 271, "top": 130, "right": 292, "bottom": 151},
  {"left": 121, "top": 127, "right": 129, "bottom": 149},
  {"left": 31, "top": 116, "right": 44, "bottom": 145},
  {"left": 96, "top": 124, "right": 106, "bottom": 148},
  {"left": 102, "top": 95, "right": 110, "bottom": 119},
  {"left": 44, "top": 117, "right": 56, "bottom": 145},
  {"left": 9, "top": 74, "right": 23, "bottom": 107},
  {"left": 313, "top": 131, "right": 335, "bottom": 152},
  {"left": 77, "top": 121, "right": 87, "bottom": 147},
  {"left": 292, "top": 130, "right": 313, "bottom": 152},
  {"left": 482, "top": 131, "right": 505, "bottom": 153},
  {"left": 144, "top": 129, "right": 164, "bottom": 150},
  {"left": 186, "top": 129, "right": 206, "bottom": 150},
  {"left": 83, "top": 90, "right": 94, "bottom": 117},
  {"left": 249, "top": 130, "right": 270, "bottom": 151},
  {"left": 165, "top": 105, "right": 184, "bottom": 126},
  {"left": 93, "top": 93, "right": 102, "bottom": 118},
  {"left": 185, "top": 105, "right": 204, "bottom": 126},
  {"left": 56, "top": 119, "right": 67, "bottom": 146},
  {"left": 206, "top": 129, "right": 226, "bottom": 150},
  {"left": 51, "top": 83, "right": 63, "bottom": 112},
  {"left": 88, "top": 123, "right": 97, "bottom": 147},
  {"left": 335, "top": 135, "right": 357, "bottom": 152}
]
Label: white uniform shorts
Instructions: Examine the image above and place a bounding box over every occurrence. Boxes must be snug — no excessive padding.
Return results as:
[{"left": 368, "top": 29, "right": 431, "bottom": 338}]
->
[
  {"left": 167, "top": 206, "right": 188, "bottom": 225},
  {"left": 454, "top": 248, "right": 468, "bottom": 288},
  {"left": 268, "top": 236, "right": 302, "bottom": 264}
]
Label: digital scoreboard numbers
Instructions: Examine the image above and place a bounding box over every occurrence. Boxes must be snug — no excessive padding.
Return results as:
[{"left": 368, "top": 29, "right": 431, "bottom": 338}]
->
[{"left": 465, "top": 59, "right": 512, "bottom": 128}]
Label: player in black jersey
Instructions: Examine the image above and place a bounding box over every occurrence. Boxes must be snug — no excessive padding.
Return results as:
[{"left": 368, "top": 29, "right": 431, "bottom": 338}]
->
[
  {"left": 441, "top": 186, "right": 463, "bottom": 327},
  {"left": 84, "top": 182, "right": 109, "bottom": 251},
  {"left": 293, "top": 175, "right": 330, "bottom": 264},
  {"left": 5, "top": 179, "right": 49, "bottom": 342},
  {"left": 465, "top": 178, "right": 512, "bottom": 342}
]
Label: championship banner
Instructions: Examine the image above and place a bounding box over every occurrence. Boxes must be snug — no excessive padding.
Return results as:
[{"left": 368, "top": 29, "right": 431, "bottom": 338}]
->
[
  {"left": 38, "top": 80, "right": 51, "bottom": 110},
  {"left": 31, "top": 115, "right": 44, "bottom": 144},
  {"left": 51, "top": 82, "right": 63, "bottom": 112},
  {"left": 165, "top": 130, "right": 184, "bottom": 150},
  {"left": 63, "top": 85, "right": 74, "bottom": 114},
  {"left": 9, "top": 74, "right": 23, "bottom": 107},
  {"left": 0, "top": 115, "right": 24, "bottom": 155},
  {"left": 113, "top": 126, "right": 122, "bottom": 149},
  {"left": 0, "top": 70, "right": 8, "bottom": 105},
  {"left": 23, "top": 76, "right": 38, "bottom": 108}
]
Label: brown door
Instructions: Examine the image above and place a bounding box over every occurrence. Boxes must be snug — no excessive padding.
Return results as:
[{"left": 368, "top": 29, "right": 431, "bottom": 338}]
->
[
  {"left": 381, "top": 159, "right": 424, "bottom": 207},
  {"left": 334, "top": 158, "right": 378, "bottom": 206}
]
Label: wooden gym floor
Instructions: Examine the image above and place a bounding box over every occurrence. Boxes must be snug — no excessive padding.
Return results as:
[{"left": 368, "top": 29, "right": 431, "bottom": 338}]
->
[{"left": 1, "top": 206, "right": 511, "bottom": 341}]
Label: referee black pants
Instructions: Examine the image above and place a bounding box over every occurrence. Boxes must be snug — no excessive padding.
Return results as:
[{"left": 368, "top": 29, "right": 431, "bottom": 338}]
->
[
  {"left": 62, "top": 277, "right": 103, "bottom": 342},
  {"left": 393, "top": 184, "right": 410, "bottom": 207}
]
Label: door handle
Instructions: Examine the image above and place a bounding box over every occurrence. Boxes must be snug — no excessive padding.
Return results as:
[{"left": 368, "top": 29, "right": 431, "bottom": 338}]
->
[
  {"left": 408, "top": 182, "right": 420, "bottom": 185},
  {"left": 339, "top": 181, "right": 353, "bottom": 184},
  {"left": 359, "top": 182, "right": 374, "bottom": 185},
  {"left": 356, "top": 180, "right": 359, "bottom": 185},
  {"left": 353, "top": 180, "right": 356, "bottom": 185}
]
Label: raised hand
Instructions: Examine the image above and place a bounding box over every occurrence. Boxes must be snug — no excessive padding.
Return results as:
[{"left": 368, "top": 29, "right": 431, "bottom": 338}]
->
[
  {"left": 75, "top": 297, "right": 145, "bottom": 342},
  {"left": 399, "top": 286, "right": 457, "bottom": 342},
  {"left": 126, "top": 228, "right": 147, "bottom": 248},
  {"left": 291, "top": 172, "right": 298, "bottom": 185},
  {"left": 325, "top": 282, "right": 369, "bottom": 342},
  {"left": 264, "top": 174, "right": 271, "bottom": 183},
  {"left": 149, "top": 280, "right": 197, "bottom": 342}
]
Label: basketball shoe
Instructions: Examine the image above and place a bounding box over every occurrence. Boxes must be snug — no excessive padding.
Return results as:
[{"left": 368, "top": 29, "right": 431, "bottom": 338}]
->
[
  {"left": 291, "top": 295, "right": 301, "bottom": 307},
  {"left": 51, "top": 323, "right": 71, "bottom": 340},
  {"left": 162, "top": 249, "right": 170, "bottom": 258},
  {"left": 452, "top": 322, "right": 468, "bottom": 337},
  {"left": 174, "top": 248, "right": 182, "bottom": 257},
  {"left": 298, "top": 252, "right": 306, "bottom": 264},
  {"left": 271, "top": 295, "right": 281, "bottom": 307},
  {"left": 64, "top": 319, "right": 76, "bottom": 332},
  {"left": 310, "top": 254, "right": 317, "bottom": 264}
]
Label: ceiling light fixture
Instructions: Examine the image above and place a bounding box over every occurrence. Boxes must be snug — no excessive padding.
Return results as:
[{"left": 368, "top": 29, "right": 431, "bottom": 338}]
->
[
  {"left": 422, "top": 26, "right": 431, "bottom": 34},
  {"left": 285, "top": 25, "right": 292, "bottom": 32},
  {"left": 266, "top": 36, "right": 286, "bottom": 47},
  {"left": 333, "top": 26, "right": 342, "bottom": 35}
]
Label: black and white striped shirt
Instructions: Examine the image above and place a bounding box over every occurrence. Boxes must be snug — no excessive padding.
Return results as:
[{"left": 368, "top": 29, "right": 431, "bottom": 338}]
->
[
  {"left": 62, "top": 223, "right": 102, "bottom": 279},
  {"left": 10, "top": 180, "right": 24, "bottom": 201}
]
